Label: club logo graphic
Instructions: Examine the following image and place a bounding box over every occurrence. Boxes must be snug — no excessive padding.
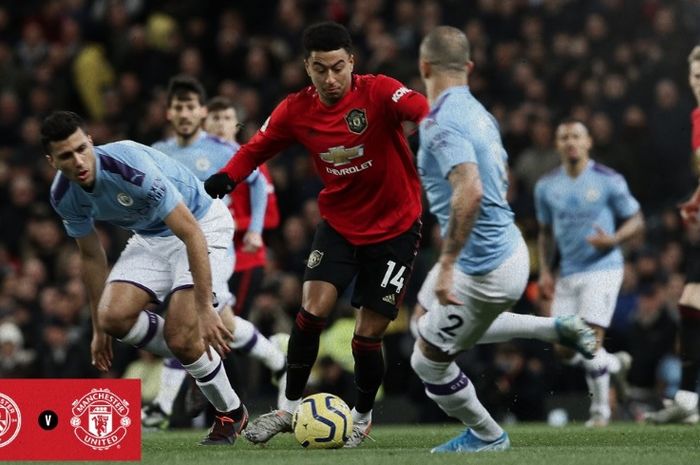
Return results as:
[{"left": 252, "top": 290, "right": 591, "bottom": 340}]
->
[
  {"left": 70, "top": 388, "right": 131, "bottom": 451},
  {"left": 0, "top": 392, "right": 21, "bottom": 448},
  {"left": 116, "top": 192, "right": 134, "bottom": 207}
]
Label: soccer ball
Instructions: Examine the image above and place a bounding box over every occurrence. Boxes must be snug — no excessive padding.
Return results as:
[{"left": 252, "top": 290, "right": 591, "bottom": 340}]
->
[{"left": 292, "top": 393, "right": 353, "bottom": 449}]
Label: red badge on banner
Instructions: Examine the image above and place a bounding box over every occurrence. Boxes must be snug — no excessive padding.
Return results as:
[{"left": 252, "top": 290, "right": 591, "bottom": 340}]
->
[{"left": 0, "top": 379, "right": 141, "bottom": 461}]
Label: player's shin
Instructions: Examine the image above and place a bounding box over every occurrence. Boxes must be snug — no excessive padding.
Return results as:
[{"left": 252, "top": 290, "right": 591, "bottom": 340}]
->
[
  {"left": 119, "top": 310, "right": 173, "bottom": 357},
  {"left": 231, "top": 316, "right": 286, "bottom": 372},
  {"left": 582, "top": 349, "right": 612, "bottom": 423},
  {"left": 351, "top": 334, "right": 384, "bottom": 419},
  {"left": 410, "top": 346, "right": 503, "bottom": 441},
  {"left": 679, "top": 306, "right": 700, "bottom": 394},
  {"left": 284, "top": 309, "right": 326, "bottom": 412},
  {"left": 182, "top": 350, "right": 240, "bottom": 413}
]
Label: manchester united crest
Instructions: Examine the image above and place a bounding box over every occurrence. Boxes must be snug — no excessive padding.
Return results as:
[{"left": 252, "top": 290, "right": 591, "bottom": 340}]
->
[
  {"left": 307, "top": 250, "right": 324, "bottom": 269},
  {"left": 70, "top": 388, "right": 132, "bottom": 451},
  {"left": 0, "top": 393, "right": 21, "bottom": 448},
  {"left": 345, "top": 109, "right": 367, "bottom": 134}
]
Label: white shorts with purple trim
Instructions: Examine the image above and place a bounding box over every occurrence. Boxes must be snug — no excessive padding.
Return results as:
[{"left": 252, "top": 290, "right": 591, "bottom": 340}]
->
[
  {"left": 417, "top": 237, "right": 529, "bottom": 355},
  {"left": 108, "top": 199, "right": 235, "bottom": 311}
]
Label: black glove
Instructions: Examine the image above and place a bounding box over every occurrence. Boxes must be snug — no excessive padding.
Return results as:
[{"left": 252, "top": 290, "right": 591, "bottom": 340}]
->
[{"left": 204, "top": 172, "right": 236, "bottom": 198}]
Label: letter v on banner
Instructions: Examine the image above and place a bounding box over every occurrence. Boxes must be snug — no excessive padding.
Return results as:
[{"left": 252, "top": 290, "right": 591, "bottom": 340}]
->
[{"left": 0, "top": 379, "right": 140, "bottom": 461}]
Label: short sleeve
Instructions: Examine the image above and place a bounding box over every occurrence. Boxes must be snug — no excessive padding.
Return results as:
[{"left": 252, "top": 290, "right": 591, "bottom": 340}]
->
[
  {"left": 534, "top": 180, "right": 552, "bottom": 226},
  {"left": 608, "top": 174, "right": 640, "bottom": 219},
  {"left": 424, "top": 121, "right": 477, "bottom": 179}
]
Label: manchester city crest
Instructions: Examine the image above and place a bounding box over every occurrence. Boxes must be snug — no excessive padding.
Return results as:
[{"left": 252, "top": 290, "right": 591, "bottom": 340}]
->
[{"left": 345, "top": 109, "right": 367, "bottom": 134}]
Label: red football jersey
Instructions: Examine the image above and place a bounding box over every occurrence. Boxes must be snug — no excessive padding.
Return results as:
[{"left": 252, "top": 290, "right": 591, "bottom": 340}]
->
[
  {"left": 220, "top": 74, "right": 429, "bottom": 245},
  {"left": 229, "top": 164, "right": 279, "bottom": 271}
]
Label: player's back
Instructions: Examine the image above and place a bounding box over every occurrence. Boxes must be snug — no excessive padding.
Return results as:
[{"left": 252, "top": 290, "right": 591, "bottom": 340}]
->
[
  {"left": 153, "top": 133, "right": 238, "bottom": 182},
  {"left": 418, "top": 86, "right": 519, "bottom": 275}
]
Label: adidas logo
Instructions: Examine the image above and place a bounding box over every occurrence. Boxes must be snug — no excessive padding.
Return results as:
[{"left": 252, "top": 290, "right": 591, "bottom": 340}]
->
[{"left": 382, "top": 294, "right": 396, "bottom": 305}]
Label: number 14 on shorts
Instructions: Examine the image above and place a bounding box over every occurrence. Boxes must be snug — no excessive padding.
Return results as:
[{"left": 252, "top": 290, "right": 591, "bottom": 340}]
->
[{"left": 380, "top": 260, "right": 406, "bottom": 292}]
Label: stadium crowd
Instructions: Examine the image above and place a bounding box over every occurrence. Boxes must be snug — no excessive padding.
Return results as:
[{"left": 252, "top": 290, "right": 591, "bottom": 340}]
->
[{"left": 1, "top": 0, "right": 699, "bottom": 424}]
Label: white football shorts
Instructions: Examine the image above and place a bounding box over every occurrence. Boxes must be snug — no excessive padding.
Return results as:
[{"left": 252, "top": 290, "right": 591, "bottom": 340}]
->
[
  {"left": 108, "top": 199, "right": 235, "bottom": 311},
  {"left": 551, "top": 268, "right": 624, "bottom": 328},
  {"left": 417, "top": 237, "right": 529, "bottom": 355}
]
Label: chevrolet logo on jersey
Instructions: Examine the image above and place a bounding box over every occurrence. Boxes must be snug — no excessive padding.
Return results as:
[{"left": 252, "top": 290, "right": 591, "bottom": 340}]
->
[{"left": 319, "top": 145, "right": 365, "bottom": 166}]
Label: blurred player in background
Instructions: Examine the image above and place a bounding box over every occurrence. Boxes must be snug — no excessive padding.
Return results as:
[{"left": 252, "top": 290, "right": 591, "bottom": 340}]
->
[
  {"left": 536, "top": 119, "right": 644, "bottom": 427},
  {"left": 205, "top": 21, "right": 428, "bottom": 447},
  {"left": 647, "top": 45, "right": 700, "bottom": 425},
  {"left": 142, "top": 76, "right": 286, "bottom": 429},
  {"left": 204, "top": 96, "right": 280, "bottom": 320},
  {"left": 44, "top": 110, "right": 247, "bottom": 445}
]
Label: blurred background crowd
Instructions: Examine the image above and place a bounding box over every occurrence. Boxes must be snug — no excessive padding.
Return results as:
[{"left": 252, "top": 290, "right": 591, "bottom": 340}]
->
[{"left": 1, "top": 0, "right": 700, "bottom": 425}]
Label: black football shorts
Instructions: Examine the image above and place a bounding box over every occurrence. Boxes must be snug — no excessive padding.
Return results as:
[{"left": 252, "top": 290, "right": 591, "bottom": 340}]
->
[{"left": 303, "top": 219, "right": 421, "bottom": 319}]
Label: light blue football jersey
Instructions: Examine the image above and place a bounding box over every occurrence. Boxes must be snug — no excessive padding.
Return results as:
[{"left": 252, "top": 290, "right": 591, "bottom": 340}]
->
[
  {"left": 50, "top": 140, "right": 212, "bottom": 238},
  {"left": 418, "top": 86, "right": 521, "bottom": 276},
  {"left": 534, "top": 161, "right": 640, "bottom": 277},
  {"left": 153, "top": 132, "right": 267, "bottom": 233}
]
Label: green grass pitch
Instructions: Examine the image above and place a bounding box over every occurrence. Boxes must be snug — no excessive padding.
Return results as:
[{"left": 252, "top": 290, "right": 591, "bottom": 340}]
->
[{"left": 6, "top": 423, "right": 700, "bottom": 464}]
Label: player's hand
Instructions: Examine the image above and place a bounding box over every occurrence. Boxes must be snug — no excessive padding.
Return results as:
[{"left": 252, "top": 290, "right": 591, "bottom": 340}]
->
[
  {"left": 435, "top": 262, "right": 463, "bottom": 306},
  {"left": 586, "top": 225, "right": 617, "bottom": 250},
  {"left": 199, "top": 310, "right": 233, "bottom": 360},
  {"left": 242, "top": 231, "right": 263, "bottom": 253},
  {"left": 538, "top": 271, "right": 555, "bottom": 301},
  {"left": 204, "top": 173, "right": 236, "bottom": 199},
  {"left": 90, "top": 329, "right": 113, "bottom": 372}
]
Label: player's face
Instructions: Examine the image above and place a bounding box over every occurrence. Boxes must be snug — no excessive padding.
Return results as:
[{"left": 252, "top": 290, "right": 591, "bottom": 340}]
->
[
  {"left": 305, "top": 49, "right": 354, "bottom": 105},
  {"left": 555, "top": 122, "right": 592, "bottom": 164},
  {"left": 204, "top": 108, "right": 239, "bottom": 142},
  {"left": 690, "top": 61, "right": 700, "bottom": 96},
  {"left": 45, "top": 127, "right": 96, "bottom": 188},
  {"left": 167, "top": 93, "right": 206, "bottom": 138}
]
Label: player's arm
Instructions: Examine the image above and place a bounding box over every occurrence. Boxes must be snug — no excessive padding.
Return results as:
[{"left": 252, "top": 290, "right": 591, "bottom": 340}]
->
[
  {"left": 536, "top": 223, "right": 556, "bottom": 301},
  {"left": 589, "top": 174, "right": 644, "bottom": 250},
  {"left": 163, "top": 202, "right": 232, "bottom": 358},
  {"left": 681, "top": 107, "right": 700, "bottom": 222},
  {"left": 534, "top": 181, "right": 556, "bottom": 300},
  {"left": 435, "top": 161, "right": 482, "bottom": 306},
  {"left": 75, "top": 230, "right": 112, "bottom": 371},
  {"left": 243, "top": 170, "right": 268, "bottom": 252},
  {"left": 205, "top": 99, "right": 295, "bottom": 198},
  {"left": 375, "top": 75, "right": 429, "bottom": 125}
]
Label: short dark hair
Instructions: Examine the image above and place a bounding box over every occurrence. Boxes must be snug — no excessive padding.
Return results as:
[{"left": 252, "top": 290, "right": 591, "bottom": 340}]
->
[
  {"left": 166, "top": 74, "right": 206, "bottom": 106},
  {"left": 302, "top": 22, "right": 352, "bottom": 58},
  {"left": 41, "top": 111, "right": 85, "bottom": 154},
  {"left": 557, "top": 117, "right": 588, "bottom": 129},
  {"left": 206, "top": 96, "right": 235, "bottom": 113}
]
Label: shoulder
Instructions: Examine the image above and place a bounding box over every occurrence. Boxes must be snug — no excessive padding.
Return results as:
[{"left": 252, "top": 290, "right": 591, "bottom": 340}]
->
[
  {"left": 96, "top": 143, "right": 148, "bottom": 186},
  {"left": 49, "top": 172, "right": 74, "bottom": 209},
  {"left": 203, "top": 134, "right": 238, "bottom": 153},
  {"left": 591, "top": 161, "right": 622, "bottom": 177},
  {"left": 284, "top": 86, "right": 316, "bottom": 109},
  {"left": 151, "top": 139, "right": 172, "bottom": 151},
  {"left": 535, "top": 166, "right": 562, "bottom": 189}
]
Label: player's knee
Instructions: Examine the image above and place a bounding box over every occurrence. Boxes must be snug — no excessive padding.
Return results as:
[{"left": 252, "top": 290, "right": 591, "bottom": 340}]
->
[
  {"left": 410, "top": 341, "right": 448, "bottom": 382},
  {"left": 96, "top": 307, "right": 132, "bottom": 337},
  {"left": 165, "top": 331, "right": 193, "bottom": 357}
]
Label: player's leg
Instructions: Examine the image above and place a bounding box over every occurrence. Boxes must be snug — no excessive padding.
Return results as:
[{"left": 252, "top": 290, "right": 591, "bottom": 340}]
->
[
  {"left": 569, "top": 269, "right": 627, "bottom": 427},
  {"left": 410, "top": 240, "right": 528, "bottom": 453},
  {"left": 646, "top": 283, "right": 700, "bottom": 424},
  {"left": 167, "top": 199, "right": 247, "bottom": 445},
  {"left": 412, "top": 304, "right": 595, "bottom": 359},
  {"left": 244, "top": 220, "right": 357, "bottom": 444},
  {"left": 342, "top": 221, "right": 421, "bottom": 447}
]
